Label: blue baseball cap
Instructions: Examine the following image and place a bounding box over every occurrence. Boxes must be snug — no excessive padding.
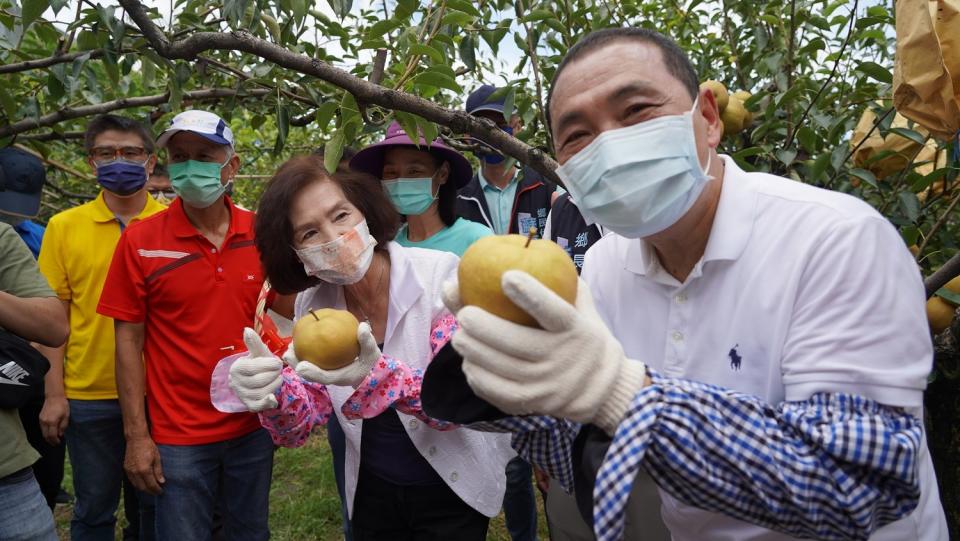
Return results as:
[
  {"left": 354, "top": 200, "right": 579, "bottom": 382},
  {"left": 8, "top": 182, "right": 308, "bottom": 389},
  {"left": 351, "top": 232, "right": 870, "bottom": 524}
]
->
[
  {"left": 0, "top": 147, "right": 45, "bottom": 218},
  {"left": 156, "top": 110, "right": 234, "bottom": 148},
  {"left": 466, "top": 84, "right": 506, "bottom": 115}
]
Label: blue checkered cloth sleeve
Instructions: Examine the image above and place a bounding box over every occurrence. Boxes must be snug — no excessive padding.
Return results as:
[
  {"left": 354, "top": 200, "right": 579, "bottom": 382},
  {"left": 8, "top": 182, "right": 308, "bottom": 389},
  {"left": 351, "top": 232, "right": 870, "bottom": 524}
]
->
[
  {"left": 468, "top": 416, "right": 580, "bottom": 493},
  {"left": 474, "top": 369, "right": 923, "bottom": 541}
]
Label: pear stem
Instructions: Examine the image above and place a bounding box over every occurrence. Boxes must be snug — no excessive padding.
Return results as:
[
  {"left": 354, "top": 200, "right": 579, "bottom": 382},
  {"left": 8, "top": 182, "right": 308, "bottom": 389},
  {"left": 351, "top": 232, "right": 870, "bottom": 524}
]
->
[
  {"left": 309, "top": 310, "right": 319, "bottom": 321},
  {"left": 525, "top": 226, "right": 537, "bottom": 248}
]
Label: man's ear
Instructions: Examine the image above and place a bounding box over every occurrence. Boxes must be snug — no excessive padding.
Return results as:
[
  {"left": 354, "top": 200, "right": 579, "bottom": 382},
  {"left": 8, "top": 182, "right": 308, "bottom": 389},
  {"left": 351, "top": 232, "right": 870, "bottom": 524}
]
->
[
  {"left": 145, "top": 154, "right": 158, "bottom": 177},
  {"left": 509, "top": 114, "right": 523, "bottom": 134},
  {"left": 225, "top": 152, "right": 241, "bottom": 181},
  {"left": 698, "top": 88, "right": 723, "bottom": 149}
]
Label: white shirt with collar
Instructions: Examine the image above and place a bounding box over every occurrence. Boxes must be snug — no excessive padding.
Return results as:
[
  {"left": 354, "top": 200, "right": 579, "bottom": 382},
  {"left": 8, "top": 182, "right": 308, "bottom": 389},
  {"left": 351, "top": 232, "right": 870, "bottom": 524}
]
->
[
  {"left": 581, "top": 155, "right": 947, "bottom": 540},
  {"left": 294, "top": 241, "right": 514, "bottom": 518}
]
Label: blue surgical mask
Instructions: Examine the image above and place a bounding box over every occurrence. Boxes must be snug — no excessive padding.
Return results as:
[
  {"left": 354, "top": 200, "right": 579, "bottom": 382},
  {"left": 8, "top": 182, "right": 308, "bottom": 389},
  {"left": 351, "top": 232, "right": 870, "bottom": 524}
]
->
[
  {"left": 381, "top": 177, "right": 438, "bottom": 216},
  {"left": 482, "top": 126, "right": 514, "bottom": 165},
  {"left": 556, "top": 97, "right": 712, "bottom": 239},
  {"left": 96, "top": 159, "right": 148, "bottom": 196}
]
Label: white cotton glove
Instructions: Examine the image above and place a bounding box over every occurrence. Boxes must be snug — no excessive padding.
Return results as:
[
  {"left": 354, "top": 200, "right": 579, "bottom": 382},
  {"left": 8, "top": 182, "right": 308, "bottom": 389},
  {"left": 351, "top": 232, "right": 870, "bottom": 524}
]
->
[
  {"left": 444, "top": 270, "right": 648, "bottom": 435},
  {"left": 283, "top": 321, "right": 381, "bottom": 388},
  {"left": 228, "top": 328, "right": 283, "bottom": 412}
]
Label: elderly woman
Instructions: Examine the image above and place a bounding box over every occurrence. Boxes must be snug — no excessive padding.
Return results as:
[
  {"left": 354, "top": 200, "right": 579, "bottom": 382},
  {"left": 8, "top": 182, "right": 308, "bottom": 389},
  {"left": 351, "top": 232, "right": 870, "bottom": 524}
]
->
[
  {"left": 350, "top": 122, "right": 492, "bottom": 257},
  {"left": 227, "top": 155, "right": 513, "bottom": 540}
]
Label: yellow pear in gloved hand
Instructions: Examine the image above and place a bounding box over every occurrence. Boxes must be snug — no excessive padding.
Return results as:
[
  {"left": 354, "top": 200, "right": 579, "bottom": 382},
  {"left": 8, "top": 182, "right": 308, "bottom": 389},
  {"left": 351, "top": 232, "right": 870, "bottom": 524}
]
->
[
  {"left": 458, "top": 228, "right": 578, "bottom": 327},
  {"left": 700, "top": 80, "right": 729, "bottom": 111},
  {"left": 292, "top": 309, "right": 361, "bottom": 370}
]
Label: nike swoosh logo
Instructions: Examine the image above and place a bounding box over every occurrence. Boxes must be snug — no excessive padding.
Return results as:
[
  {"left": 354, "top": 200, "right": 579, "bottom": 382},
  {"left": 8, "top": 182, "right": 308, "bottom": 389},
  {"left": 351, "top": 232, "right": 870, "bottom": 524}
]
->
[{"left": 0, "top": 374, "right": 28, "bottom": 386}]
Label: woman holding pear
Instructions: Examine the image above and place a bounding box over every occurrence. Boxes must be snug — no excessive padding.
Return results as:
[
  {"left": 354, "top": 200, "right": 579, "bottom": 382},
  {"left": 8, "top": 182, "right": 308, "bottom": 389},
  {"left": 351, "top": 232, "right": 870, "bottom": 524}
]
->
[{"left": 225, "top": 153, "right": 513, "bottom": 540}]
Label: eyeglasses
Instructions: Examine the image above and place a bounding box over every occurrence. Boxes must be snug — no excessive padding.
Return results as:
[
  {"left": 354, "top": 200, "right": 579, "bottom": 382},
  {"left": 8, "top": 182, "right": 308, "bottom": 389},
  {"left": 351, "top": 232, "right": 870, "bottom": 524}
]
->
[{"left": 90, "top": 146, "right": 148, "bottom": 162}]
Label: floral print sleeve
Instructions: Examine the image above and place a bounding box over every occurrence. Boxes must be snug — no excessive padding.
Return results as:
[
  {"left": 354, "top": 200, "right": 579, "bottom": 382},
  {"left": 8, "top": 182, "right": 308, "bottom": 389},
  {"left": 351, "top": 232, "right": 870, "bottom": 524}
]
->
[
  {"left": 342, "top": 314, "right": 458, "bottom": 431},
  {"left": 257, "top": 366, "right": 334, "bottom": 448}
]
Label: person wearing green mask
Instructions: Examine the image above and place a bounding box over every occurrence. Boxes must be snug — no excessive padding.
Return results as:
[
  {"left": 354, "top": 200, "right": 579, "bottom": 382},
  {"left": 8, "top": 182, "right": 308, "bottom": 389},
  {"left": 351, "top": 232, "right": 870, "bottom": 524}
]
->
[
  {"left": 351, "top": 122, "right": 492, "bottom": 257},
  {"left": 98, "top": 109, "right": 290, "bottom": 541}
]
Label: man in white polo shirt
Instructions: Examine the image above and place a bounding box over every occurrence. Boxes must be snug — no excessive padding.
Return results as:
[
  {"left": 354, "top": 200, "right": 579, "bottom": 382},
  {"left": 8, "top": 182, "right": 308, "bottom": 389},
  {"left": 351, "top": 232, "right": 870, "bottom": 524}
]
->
[{"left": 435, "top": 27, "right": 948, "bottom": 541}]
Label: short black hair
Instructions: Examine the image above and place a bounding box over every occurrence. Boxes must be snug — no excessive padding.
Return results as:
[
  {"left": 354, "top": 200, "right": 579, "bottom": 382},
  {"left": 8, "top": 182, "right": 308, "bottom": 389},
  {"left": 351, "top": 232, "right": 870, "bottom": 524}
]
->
[
  {"left": 84, "top": 114, "right": 156, "bottom": 154},
  {"left": 546, "top": 28, "right": 699, "bottom": 127}
]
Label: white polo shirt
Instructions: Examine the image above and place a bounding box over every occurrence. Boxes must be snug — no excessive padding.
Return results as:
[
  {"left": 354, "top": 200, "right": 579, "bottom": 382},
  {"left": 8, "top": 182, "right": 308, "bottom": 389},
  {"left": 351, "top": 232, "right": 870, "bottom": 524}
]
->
[{"left": 581, "top": 155, "right": 947, "bottom": 540}]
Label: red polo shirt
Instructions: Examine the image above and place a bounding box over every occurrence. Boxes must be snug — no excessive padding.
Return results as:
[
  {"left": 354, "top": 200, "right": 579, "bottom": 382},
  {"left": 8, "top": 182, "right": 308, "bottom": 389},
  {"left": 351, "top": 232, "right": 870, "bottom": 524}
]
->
[{"left": 98, "top": 197, "right": 263, "bottom": 445}]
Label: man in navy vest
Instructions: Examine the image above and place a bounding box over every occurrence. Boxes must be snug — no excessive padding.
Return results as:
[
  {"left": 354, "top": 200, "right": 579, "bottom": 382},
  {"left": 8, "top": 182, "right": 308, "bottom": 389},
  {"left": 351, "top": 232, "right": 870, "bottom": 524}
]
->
[{"left": 457, "top": 85, "right": 559, "bottom": 239}]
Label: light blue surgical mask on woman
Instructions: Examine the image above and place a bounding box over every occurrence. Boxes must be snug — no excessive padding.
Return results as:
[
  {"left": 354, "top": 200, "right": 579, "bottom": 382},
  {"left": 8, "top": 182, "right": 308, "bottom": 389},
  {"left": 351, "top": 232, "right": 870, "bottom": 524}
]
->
[
  {"left": 381, "top": 177, "right": 438, "bottom": 216},
  {"left": 556, "top": 96, "right": 713, "bottom": 239}
]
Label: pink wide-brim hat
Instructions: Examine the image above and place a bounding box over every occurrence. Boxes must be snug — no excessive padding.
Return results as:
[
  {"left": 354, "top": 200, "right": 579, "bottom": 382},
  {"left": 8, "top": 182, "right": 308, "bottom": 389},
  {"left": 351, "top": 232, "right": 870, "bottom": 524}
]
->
[{"left": 350, "top": 121, "right": 473, "bottom": 188}]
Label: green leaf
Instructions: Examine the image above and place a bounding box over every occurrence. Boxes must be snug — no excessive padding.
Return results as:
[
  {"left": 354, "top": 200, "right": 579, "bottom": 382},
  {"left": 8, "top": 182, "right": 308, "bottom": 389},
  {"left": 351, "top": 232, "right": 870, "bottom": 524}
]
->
[
  {"left": 409, "top": 43, "right": 445, "bottom": 64},
  {"left": 0, "top": 85, "right": 17, "bottom": 119},
  {"left": 857, "top": 61, "right": 892, "bottom": 84},
  {"left": 417, "top": 116, "right": 438, "bottom": 146},
  {"left": 776, "top": 148, "right": 797, "bottom": 166},
  {"left": 314, "top": 101, "right": 339, "bottom": 130},
  {"left": 502, "top": 86, "right": 516, "bottom": 122},
  {"left": 459, "top": 35, "right": 476, "bottom": 71},
  {"left": 440, "top": 10, "right": 475, "bottom": 28},
  {"left": 898, "top": 191, "right": 921, "bottom": 222},
  {"left": 142, "top": 56, "right": 156, "bottom": 89},
  {"left": 274, "top": 104, "right": 290, "bottom": 154},
  {"left": 21, "top": 0, "right": 48, "bottom": 30},
  {"left": 732, "top": 147, "right": 766, "bottom": 160},
  {"left": 480, "top": 22, "right": 511, "bottom": 54},
  {"left": 412, "top": 70, "right": 463, "bottom": 93},
  {"left": 223, "top": 0, "right": 251, "bottom": 26},
  {"left": 327, "top": 0, "right": 352, "bottom": 19},
  {"left": 522, "top": 9, "right": 556, "bottom": 23},
  {"left": 49, "top": 0, "right": 68, "bottom": 15},
  {"left": 901, "top": 225, "right": 920, "bottom": 246},
  {"left": 888, "top": 127, "right": 927, "bottom": 146},
  {"left": 324, "top": 130, "right": 346, "bottom": 174},
  {"left": 444, "top": 0, "right": 481, "bottom": 16},
  {"left": 366, "top": 18, "right": 402, "bottom": 41},
  {"left": 849, "top": 167, "right": 878, "bottom": 188},
  {"left": 937, "top": 288, "right": 960, "bottom": 306},
  {"left": 47, "top": 71, "right": 65, "bottom": 101},
  {"left": 810, "top": 152, "right": 832, "bottom": 182},
  {"left": 796, "top": 126, "right": 818, "bottom": 153},
  {"left": 394, "top": 110, "right": 422, "bottom": 148}
]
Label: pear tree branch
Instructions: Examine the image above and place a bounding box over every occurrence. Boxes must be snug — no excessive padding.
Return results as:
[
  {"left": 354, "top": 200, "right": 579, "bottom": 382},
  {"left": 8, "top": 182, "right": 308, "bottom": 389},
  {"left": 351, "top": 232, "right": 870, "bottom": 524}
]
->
[
  {"left": 0, "top": 49, "right": 106, "bottom": 74},
  {"left": 116, "top": 0, "right": 562, "bottom": 184},
  {"left": 0, "top": 88, "right": 271, "bottom": 139}
]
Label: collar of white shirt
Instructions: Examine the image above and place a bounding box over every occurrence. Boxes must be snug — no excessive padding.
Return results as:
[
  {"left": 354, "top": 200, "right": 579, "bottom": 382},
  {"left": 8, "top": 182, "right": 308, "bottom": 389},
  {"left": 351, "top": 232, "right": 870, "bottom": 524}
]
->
[{"left": 625, "top": 155, "right": 757, "bottom": 284}]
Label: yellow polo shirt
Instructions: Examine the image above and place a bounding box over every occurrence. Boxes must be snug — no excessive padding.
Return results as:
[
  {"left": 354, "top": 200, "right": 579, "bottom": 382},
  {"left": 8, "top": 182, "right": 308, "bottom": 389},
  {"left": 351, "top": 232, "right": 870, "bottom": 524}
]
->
[{"left": 38, "top": 192, "right": 167, "bottom": 400}]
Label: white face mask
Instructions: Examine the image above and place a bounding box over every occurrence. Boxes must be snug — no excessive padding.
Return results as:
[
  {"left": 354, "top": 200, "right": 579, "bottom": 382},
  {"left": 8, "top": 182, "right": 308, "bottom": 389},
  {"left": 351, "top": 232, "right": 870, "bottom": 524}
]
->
[
  {"left": 294, "top": 219, "right": 377, "bottom": 285},
  {"left": 556, "top": 96, "right": 713, "bottom": 239}
]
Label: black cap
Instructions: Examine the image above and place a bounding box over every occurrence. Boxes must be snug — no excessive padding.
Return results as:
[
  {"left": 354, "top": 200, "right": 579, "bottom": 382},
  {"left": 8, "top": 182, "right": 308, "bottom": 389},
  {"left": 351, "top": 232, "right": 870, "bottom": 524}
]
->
[
  {"left": 465, "top": 84, "right": 506, "bottom": 115},
  {"left": 0, "top": 147, "right": 45, "bottom": 218}
]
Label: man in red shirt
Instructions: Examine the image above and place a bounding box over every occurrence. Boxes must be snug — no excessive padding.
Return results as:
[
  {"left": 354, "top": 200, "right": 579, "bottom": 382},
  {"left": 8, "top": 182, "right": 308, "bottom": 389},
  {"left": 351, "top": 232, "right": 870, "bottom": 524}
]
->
[{"left": 98, "top": 110, "right": 276, "bottom": 540}]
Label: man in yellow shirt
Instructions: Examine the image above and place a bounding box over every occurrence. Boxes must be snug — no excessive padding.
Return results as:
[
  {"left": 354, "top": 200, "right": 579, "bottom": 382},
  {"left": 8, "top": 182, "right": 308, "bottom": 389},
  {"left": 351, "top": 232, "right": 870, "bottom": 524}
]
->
[{"left": 37, "top": 114, "right": 166, "bottom": 540}]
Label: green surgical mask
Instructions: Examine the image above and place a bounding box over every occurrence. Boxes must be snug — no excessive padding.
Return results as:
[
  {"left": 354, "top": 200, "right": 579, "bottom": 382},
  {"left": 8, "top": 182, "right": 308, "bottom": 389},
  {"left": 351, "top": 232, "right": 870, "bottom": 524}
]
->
[
  {"left": 169, "top": 159, "right": 231, "bottom": 209},
  {"left": 381, "top": 177, "right": 438, "bottom": 216}
]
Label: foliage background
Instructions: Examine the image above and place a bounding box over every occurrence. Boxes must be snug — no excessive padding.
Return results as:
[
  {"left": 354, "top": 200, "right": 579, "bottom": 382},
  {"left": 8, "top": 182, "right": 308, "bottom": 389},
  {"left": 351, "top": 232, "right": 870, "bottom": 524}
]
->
[{"left": 2, "top": 0, "right": 958, "bottom": 536}]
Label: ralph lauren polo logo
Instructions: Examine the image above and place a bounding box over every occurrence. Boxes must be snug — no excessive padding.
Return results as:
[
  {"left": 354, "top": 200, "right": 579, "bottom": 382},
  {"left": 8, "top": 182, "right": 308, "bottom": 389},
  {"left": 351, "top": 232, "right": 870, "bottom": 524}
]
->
[{"left": 729, "top": 344, "right": 742, "bottom": 371}]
